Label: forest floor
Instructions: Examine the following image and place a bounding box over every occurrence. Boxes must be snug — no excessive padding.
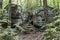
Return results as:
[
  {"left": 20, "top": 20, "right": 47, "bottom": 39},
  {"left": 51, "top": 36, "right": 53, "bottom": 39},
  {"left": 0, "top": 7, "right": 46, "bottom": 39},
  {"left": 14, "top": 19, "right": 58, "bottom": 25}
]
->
[
  {"left": 18, "top": 32, "right": 42, "bottom": 40},
  {"left": 15, "top": 23, "right": 43, "bottom": 40}
]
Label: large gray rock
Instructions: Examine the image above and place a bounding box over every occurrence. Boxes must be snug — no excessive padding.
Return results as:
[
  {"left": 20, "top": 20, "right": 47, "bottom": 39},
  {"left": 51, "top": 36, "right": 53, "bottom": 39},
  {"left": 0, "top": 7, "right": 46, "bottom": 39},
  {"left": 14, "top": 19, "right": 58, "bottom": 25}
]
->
[
  {"left": 1, "top": 4, "right": 29, "bottom": 27},
  {"left": 33, "top": 6, "right": 57, "bottom": 26},
  {"left": 1, "top": 10, "right": 9, "bottom": 19}
]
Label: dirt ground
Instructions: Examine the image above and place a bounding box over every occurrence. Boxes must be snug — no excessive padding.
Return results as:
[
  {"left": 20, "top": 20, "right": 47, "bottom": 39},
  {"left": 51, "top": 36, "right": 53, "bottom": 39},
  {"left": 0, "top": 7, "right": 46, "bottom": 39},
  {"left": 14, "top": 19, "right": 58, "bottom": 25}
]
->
[{"left": 18, "top": 32, "right": 42, "bottom": 40}]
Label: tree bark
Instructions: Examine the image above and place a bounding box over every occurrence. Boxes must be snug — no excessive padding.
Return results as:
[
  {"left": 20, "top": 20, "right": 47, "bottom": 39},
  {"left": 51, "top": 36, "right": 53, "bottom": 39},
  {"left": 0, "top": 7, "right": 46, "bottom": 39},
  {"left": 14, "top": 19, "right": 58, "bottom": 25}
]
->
[
  {"left": 43, "top": 0, "right": 48, "bottom": 23},
  {"left": 8, "top": 0, "right": 11, "bottom": 26},
  {"left": 0, "top": 0, "right": 3, "bottom": 8},
  {"left": 40, "top": 0, "right": 42, "bottom": 6}
]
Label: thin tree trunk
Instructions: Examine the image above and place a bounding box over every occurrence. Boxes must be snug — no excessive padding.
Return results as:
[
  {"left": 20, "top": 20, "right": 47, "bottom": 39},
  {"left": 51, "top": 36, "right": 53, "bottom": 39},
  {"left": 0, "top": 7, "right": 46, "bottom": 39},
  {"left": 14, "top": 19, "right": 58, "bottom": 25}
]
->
[
  {"left": 8, "top": 0, "right": 11, "bottom": 27},
  {"left": 43, "top": 0, "right": 48, "bottom": 23},
  {"left": 17, "top": 0, "right": 18, "bottom": 5},
  {"left": 0, "top": 0, "right": 3, "bottom": 8},
  {"left": 57, "top": 0, "right": 59, "bottom": 9},
  {"left": 40, "top": 0, "right": 42, "bottom": 6},
  {"left": 53, "top": 0, "right": 55, "bottom": 7}
]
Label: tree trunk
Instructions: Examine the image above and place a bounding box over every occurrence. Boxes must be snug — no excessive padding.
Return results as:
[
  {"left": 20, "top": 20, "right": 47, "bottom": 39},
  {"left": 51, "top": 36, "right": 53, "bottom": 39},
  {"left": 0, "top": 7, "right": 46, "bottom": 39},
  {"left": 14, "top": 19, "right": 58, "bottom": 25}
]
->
[
  {"left": 43, "top": 0, "right": 48, "bottom": 23},
  {"left": 40, "top": 0, "right": 42, "bottom": 6},
  {"left": 0, "top": 0, "right": 3, "bottom": 8},
  {"left": 8, "top": 0, "right": 11, "bottom": 26}
]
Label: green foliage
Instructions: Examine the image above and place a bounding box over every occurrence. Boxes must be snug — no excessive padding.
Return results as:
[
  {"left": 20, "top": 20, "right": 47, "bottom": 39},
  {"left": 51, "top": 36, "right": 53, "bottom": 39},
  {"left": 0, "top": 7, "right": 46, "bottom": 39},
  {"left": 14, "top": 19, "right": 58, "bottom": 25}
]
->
[
  {"left": 3, "top": 0, "right": 9, "bottom": 9},
  {"left": 0, "top": 27, "right": 17, "bottom": 40},
  {"left": 0, "top": 19, "right": 16, "bottom": 40},
  {"left": 42, "top": 28, "right": 60, "bottom": 40},
  {"left": 0, "top": 0, "right": 60, "bottom": 40},
  {"left": 0, "top": 19, "right": 11, "bottom": 23},
  {"left": 42, "top": 9, "right": 60, "bottom": 40}
]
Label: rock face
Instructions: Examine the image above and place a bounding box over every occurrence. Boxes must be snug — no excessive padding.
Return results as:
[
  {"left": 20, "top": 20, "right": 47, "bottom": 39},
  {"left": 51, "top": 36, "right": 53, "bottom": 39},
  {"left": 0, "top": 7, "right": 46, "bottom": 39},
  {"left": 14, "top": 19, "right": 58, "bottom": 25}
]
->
[
  {"left": 1, "top": 4, "right": 29, "bottom": 27},
  {"left": 10, "top": 4, "right": 29, "bottom": 27},
  {"left": 1, "top": 5, "right": 57, "bottom": 29},
  {"left": 1, "top": 10, "right": 9, "bottom": 19},
  {"left": 33, "top": 6, "right": 57, "bottom": 27}
]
